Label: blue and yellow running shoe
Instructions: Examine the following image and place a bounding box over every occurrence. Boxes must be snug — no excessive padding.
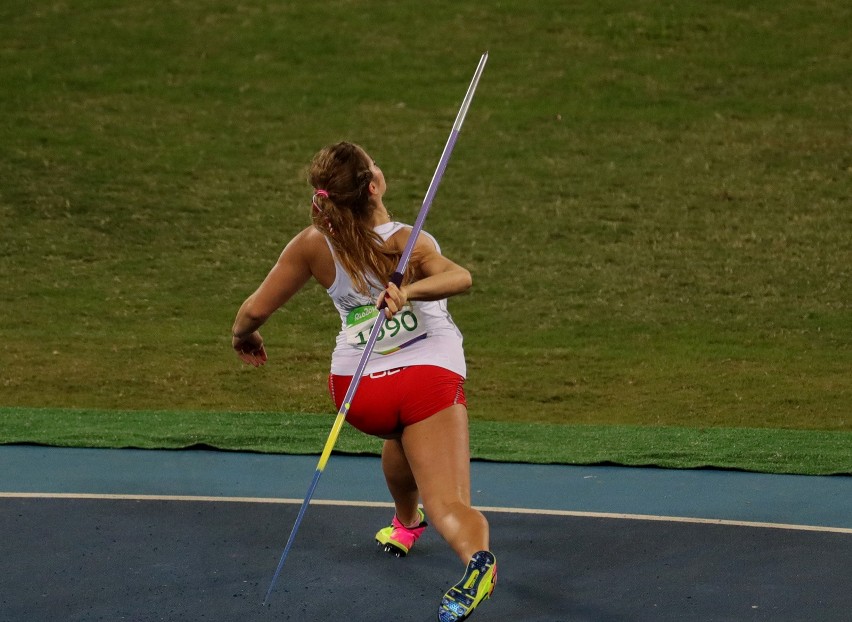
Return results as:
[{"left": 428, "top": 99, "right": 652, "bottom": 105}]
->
[
  {"left": 438, "top": 550, "right": 497, "bottom": 621},
  {"left": 375, "top": 508, "right": 428, "bottom": 557}
]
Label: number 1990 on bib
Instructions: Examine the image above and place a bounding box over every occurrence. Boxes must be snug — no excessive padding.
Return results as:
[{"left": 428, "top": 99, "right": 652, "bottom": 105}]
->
[{"left": 345, "top": 305, "right": 428, "bottom": 355}]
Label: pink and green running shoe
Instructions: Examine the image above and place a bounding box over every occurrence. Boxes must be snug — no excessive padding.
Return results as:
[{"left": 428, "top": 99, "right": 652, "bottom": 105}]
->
[
  {"left": 375, "top": 508, "right": 428, "bottom": 557},
  {"left": 438, "top": 550, "right": 497, "bottom": 622}
]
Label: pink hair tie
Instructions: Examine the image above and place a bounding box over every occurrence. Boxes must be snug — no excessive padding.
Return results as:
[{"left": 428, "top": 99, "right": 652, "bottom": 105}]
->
[
  {"left": 312, "top": 189, "right": 329, "bottom": 211},
  {"left": 312, "top": 189, "right": 334, "bottom": 234}
]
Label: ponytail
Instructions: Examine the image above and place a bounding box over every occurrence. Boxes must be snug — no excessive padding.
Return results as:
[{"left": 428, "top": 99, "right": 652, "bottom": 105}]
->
[{"left": 308, "top": 142, "right": 401, "bottom": 295}]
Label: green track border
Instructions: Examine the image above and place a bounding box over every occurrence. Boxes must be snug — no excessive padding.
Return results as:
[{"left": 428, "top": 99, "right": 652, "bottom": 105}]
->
[{"left": 2, "top": 407, "right": 849, "bottom": 476}]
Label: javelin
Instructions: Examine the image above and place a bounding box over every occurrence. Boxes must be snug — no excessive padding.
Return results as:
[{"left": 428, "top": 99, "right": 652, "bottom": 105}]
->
[{"left": 263, "top": 51, "right": 489, "bottom": 604}]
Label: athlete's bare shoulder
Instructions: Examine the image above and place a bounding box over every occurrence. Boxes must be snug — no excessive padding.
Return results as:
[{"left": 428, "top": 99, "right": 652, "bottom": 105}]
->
[
  {"left": 285, "top": 225, "right": 335, "bottom": 287},
  {"left": 283, "top": 225, "right": 326, "bottom": 256},
  {"left": 387, "top": 225, "right": 438, "bottom": 256}
]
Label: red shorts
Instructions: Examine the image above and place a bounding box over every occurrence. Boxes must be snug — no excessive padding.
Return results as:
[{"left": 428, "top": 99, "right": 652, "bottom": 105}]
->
[{"left": 328, "top": 365, "right": 466, "bottom": 437}]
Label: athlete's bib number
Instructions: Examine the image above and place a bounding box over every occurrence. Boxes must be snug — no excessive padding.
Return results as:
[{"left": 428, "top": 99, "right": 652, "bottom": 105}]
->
[{"left": 345, "top": 305, "right": 427, "bottom": 355}]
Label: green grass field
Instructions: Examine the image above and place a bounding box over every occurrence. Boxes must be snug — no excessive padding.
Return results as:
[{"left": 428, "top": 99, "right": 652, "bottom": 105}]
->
[{"left": 1, "top": 1, "right": 850, "bottom": 474}]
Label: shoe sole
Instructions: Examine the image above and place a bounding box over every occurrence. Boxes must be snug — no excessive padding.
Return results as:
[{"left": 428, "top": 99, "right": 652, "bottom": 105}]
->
[
  {"left": 376, "top": 539, "right": 409, "bottom": 557},
  {"left": 438, "top": 553, "right": 497, "bottom": 622}
]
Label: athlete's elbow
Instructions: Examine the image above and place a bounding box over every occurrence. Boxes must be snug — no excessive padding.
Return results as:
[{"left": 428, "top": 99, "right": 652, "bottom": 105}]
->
[
  {"left": 458, "top": 268, "right": 473, "bottom": 292},
  {"left": 240, "top": 296, "right": 274, "bottom": 325}
]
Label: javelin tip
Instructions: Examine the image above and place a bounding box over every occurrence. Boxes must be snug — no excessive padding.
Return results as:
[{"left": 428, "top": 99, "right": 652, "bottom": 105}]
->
[{"left": 451, "top": 54, "right": 489, "bottom": 133}]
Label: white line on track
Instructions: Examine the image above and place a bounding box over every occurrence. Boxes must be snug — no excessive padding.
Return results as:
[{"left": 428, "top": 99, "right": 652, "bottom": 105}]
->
[{"left": 2, "top": 491, "right": 851, "bottom": 535}]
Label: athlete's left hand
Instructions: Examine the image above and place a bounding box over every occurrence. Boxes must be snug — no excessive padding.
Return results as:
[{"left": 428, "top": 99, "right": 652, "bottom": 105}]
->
[
  {"left": 377, "top": 282, "right": 408, "bottom": 319},
  {"left": 233, "top": 331, "right": 268, "bottom": 367}
]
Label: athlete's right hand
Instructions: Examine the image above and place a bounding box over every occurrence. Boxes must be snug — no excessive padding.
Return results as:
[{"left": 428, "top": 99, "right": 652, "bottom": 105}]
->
[{"left": 377, "top": 282, "right": 408, "bottom": 319}]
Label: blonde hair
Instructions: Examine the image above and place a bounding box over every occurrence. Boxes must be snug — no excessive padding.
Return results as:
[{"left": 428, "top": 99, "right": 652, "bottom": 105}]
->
[{"left": 308, "top": 142, "right": 401, "bottom": 295}]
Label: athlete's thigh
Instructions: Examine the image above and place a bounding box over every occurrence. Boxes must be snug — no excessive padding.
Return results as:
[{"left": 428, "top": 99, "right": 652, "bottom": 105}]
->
[{"left": 400, "top": 404, "right": 471, "bottom": 507}]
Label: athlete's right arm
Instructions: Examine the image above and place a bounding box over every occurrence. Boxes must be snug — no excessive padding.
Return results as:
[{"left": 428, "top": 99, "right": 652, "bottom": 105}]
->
[{"left": 377, "top": 232, "right": 472, "bottom": 318}]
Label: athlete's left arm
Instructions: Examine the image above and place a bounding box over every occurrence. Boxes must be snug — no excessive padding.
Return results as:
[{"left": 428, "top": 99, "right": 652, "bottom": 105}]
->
[
  {"left": 231, "top": 228, "right": 315, "bottom": 364},
  {"left": 378, "top": 233, "right": 471, "bottom": 317}
]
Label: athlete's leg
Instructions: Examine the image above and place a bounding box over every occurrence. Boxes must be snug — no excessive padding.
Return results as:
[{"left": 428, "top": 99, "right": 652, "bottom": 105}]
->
[
  {"left": 400, "top": 404, "right": 489, "bottom": 562},
  {"left": 381, "top": 438, "right": 421, "bottom": 527}
]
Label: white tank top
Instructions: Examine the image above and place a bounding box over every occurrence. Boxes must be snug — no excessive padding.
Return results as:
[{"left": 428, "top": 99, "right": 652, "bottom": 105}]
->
[{"left": 325, "top": 221, "right": 466, "bottom": 377}]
